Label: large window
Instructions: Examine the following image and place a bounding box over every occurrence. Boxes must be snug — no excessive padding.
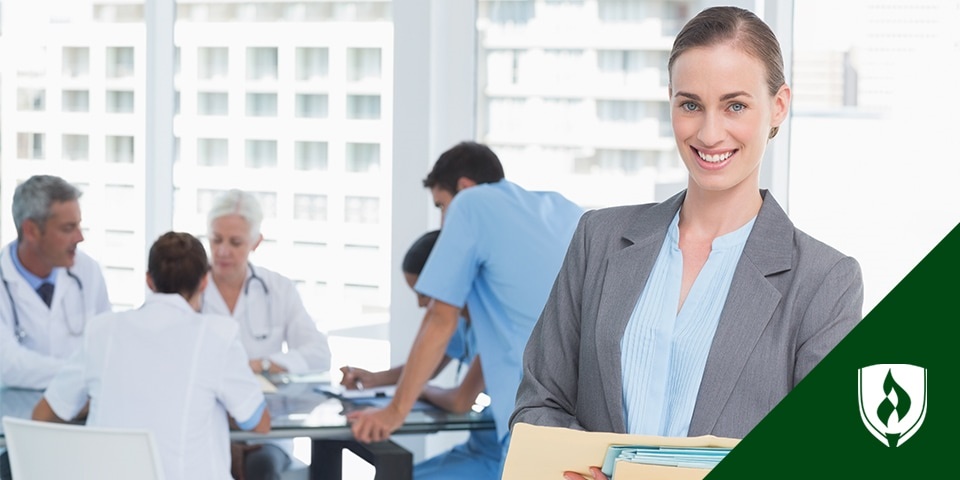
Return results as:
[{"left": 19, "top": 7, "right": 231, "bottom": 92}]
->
[
  {"left": 170, "top": 1, "right": 395, "bottom": 383},
  {"left": 1, "top": 0, "right": 148, "bottom": 310},
  {"left": 0, "top": 1, "right": 395, "bottom": 372},
  {"left": 472, "top": 0, "right": 960, "bottom": 314},
  {"left": 1, "top": 2, "right": 957, "bottom": 470},
  {"left": 476, "top": 0, "right": 698, "bottom": 210},
  {"left": 789, "top": 0, "right": 960, "bottom": 311}
]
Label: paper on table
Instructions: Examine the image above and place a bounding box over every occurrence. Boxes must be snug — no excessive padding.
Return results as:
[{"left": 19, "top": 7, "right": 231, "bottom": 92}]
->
[
  {"left": 255, "top": 374, "right": 278, "bottom": 394},
  {"left": 348, "top": 396, "right": 435, "bottom": 411},
  {"left": 317, "top": 383, "right": 396, "bottom": 399},
  {"left": 501, "top": 423, "right": 739, "bottom": 480}
]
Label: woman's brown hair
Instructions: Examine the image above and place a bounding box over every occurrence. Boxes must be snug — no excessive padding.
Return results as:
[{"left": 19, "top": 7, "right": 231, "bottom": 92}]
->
[
  {"left": 148, "top": 232, "right": 210, "bottom": 298},
  {"left": 669, "top": 6, "right": 785, "bottom": 95}
]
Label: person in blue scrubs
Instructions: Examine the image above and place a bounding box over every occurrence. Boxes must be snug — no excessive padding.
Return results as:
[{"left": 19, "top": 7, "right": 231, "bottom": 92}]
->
[
  {"left": 341, "top": 230, "right": 501, "bottom": 479},
  {"left": 347, "top": 142, "right": 584, "bottom": 476}
]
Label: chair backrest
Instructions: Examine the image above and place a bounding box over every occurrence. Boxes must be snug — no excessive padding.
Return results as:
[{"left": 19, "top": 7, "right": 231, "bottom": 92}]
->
[{"left": 2, "top": 416, "right": 165, "bottom": 480}]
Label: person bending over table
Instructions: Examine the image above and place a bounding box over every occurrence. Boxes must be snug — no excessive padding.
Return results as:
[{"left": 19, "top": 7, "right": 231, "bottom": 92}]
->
[
  {"left": 341, "top": 230, "right": 501, "bottom": 480},
  {"left": 347, "top": 141, "right": 584, "bottom": 480}
]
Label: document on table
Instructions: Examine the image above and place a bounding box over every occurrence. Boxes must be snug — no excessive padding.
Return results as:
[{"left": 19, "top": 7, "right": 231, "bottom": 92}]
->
[
  {"left": 316, "top": 383, "right": 396, "bottom": 399},
  {"left": 316, "top": 384, "right": 436, "bottom": 411},
  {"left": 502, "top": 423, "right": 739, "bottom": 480}
]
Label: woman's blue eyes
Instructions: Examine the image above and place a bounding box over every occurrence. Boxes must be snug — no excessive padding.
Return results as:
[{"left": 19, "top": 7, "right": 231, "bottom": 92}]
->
[{"left": 679, "top": 102, "right": 746, "bottom": 112}]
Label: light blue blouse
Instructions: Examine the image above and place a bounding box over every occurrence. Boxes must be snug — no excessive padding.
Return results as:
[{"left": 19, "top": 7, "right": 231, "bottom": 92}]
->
[{"left": 620, "top": 210, "right": 755, "bottom": 436}]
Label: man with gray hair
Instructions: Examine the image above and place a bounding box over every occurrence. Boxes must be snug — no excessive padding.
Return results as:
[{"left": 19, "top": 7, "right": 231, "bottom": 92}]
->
[
  {"left": 0, "top": 175, "right": 112, "bottom": 389},
  {"left": 0, "top": 175, "right": 113, "bottom": 479}
]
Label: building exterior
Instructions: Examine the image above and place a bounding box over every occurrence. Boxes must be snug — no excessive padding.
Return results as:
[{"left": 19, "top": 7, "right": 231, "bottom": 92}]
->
[
  {"left": 0, "top": 1, "right": 394, "bottom": 331},
  {"left": 476, "top": 0, "right": 700, "bottom": 209}
]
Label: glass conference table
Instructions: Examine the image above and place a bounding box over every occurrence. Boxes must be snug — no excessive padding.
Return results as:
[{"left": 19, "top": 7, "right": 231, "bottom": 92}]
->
[{"left": 0, "top": 373, "right": 495, "bottom": 480}]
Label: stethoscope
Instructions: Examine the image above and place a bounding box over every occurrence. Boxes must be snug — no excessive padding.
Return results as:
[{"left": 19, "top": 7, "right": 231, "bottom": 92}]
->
[
  {"left": 0, "top": 261, "right": 86, "bottom": 343},
  {"left": 241, "top": 263, "right": 272, "bottom": 340}
]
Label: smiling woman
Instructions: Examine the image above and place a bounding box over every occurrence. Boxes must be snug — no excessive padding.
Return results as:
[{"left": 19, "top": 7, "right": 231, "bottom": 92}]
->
[{"left": 509, "top": 6, "right": 865, "bottom": 480}]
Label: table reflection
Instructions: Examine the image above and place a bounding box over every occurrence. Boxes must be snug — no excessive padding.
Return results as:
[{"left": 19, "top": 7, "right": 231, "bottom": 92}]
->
[{"left": 2, "top": 380, "right": 493, "bottom": 445}]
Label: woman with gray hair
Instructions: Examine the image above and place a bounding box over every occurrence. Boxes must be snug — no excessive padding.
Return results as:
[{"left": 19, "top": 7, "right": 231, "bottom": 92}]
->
[{"left": 203, "top": 189, "right": 331, "bottom": 479}]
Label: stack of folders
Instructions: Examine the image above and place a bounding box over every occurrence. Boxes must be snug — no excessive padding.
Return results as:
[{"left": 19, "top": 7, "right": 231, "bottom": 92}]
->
[
  {"left": 500, "top": 423, "right": 739, "bottom": 480},
  {"left": 600, "top": 445, "right": 731, "bottom": 478}
]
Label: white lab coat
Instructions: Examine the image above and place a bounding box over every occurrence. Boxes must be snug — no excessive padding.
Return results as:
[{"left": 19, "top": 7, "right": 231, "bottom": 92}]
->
[
  {"left": 202, "top": 264, "right": 331, "bottom": 374},
  {"left": 0, "top": 242, "right": 112, "bottom": 389},
  {"left": 44, "top": 293, "right": 265, "bottom": 480},
  {"left": 202, "top": 263, "right": 330, "bottom": 462}
]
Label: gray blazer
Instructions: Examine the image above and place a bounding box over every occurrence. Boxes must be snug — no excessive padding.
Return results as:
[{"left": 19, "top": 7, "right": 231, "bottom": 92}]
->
[{"left": 510, "top": 190, "right": 863, "bottom": 439}]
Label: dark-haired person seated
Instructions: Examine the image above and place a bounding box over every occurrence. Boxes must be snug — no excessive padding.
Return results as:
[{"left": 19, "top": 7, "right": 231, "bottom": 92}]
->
[
  {"left": 341, "top": 230, "right": 500, "bottom": 479},
  {"left": 32, "top": 232, "right": 270, "bottom": 480},
  {"left": 347, "top": 142, "right": 584, "bottom": 480}
]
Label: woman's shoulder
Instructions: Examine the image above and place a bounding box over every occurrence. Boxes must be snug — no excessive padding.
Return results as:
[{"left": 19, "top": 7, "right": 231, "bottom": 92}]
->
[
  {"left": 580, "top": 202, "right": 661, "bottom": 230},
  {"left": 791, "top": 226, "right": 861, "bottom": 275},
  {"left": 585, "top": 201, "right": 659, "bottom": 219}
]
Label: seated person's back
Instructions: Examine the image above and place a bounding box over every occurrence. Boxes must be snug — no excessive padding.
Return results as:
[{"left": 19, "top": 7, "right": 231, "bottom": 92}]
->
[{"left": 34, "top": 232, "right": 269, "bottom": 480}]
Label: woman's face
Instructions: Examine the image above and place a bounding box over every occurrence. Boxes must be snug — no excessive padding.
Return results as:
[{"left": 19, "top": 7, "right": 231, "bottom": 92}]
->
[
  {"left": 209, "top": 214, "right": 258, "bottom": 280},
  {"left": 669, "top": 42, "right": 790, "bottom": 196}
]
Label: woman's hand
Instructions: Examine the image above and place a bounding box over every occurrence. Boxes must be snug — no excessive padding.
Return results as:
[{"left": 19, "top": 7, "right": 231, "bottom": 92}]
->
[
  {"left": 340, "top": 366, "right": 376, "bottom": 390},
  {"left": 563, "top": 467, "right": 609, "bottom": 480}
]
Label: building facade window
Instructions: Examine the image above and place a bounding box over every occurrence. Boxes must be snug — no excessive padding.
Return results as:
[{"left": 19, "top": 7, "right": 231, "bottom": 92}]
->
[
  {"left": 62, "top": 90, "right": 90, "bottom": 112},
  {"left": 294, "top": 141, "right": 329, "bottom": 171},
  {"left": 17, "top": 89, "right": 45, "bottom": 112},
  {"left": 197, "top": 47, "right": 229, "bottom": 80},
  {"left": 198, "top": 92, "right": 229, "bottom": 116},
  {"left": 106, "top": 47, "right": 135, "bottom": 78},
  {"left": 345, "top": 143, "right": 380, "bottom": 173},
  {"left": 295, "top": 93, "right": 329, "bottom": 118},
  {"left": 296, "top": 47, "right": 329, "bottom": 80},
  {"left": 62, "top": 47, "right": 90, "bottom": 77},
  {"left": 105, "top": 136, "right": 135, "bottom": 163},
  {"left": 245, "top": 139, "right": 278, "bottom": 168},
  {"left": 17, "top": 133, "right": 45, "bottom": 160},
  {"left": 246, "top": 47, "right": 278, "bottom": 80},
  {"left": 347, "top": 47, "right": 381, "bottom": 82},
  {"left": 246, "top": 92, "right": 278, "bottom": 117},
  {"left": 344, "top": 196, "right": 379, "bottom": 224},
  {"left": 106, "top": 90, "right": 135, "bottom": 113},
  {"left": 294, "top": 194, "right": 328, "bottom": 221},
  {"left": 346, "top": 94, "right": 380, "bottom": 119},
  {"left": 197, "top": 138, "right": 229, "bottom": 166},
  {"left": 62, "top": 134, "right": 90, "bottom": 161}
]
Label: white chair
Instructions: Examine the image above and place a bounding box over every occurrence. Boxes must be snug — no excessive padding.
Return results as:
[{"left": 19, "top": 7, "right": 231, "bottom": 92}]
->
[{"left": 2, "top": 416, "right": 165, "bottom": 480}]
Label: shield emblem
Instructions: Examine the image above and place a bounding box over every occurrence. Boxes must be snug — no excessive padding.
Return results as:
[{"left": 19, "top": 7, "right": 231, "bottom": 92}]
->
[{"left": 858, "top": 364, "right": 927, "bottom": 447}]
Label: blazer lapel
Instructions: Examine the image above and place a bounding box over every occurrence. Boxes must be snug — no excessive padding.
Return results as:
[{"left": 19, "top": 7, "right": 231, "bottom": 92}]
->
[
  {"left": 595, "top": 191, "right": 685, "bottom": 432},
  {"left": 689, "top": 191, "right": 794, "bottom": 435}
]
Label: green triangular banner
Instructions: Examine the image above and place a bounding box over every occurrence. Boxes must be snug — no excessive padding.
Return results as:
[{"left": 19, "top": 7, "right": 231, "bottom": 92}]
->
[{"left": 708, "top": 222, "right": 959, "bottom": 478}]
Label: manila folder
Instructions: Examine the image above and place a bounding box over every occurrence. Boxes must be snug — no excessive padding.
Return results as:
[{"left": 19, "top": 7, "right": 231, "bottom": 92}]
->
[{"left": 502, "top": 422, "right": 740, "bottom": 480}]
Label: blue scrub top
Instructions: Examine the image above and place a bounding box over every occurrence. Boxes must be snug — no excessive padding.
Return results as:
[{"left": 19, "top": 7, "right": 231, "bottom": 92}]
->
[{"left": 416, "top": 180, "right": 583, "bottom": 439}]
